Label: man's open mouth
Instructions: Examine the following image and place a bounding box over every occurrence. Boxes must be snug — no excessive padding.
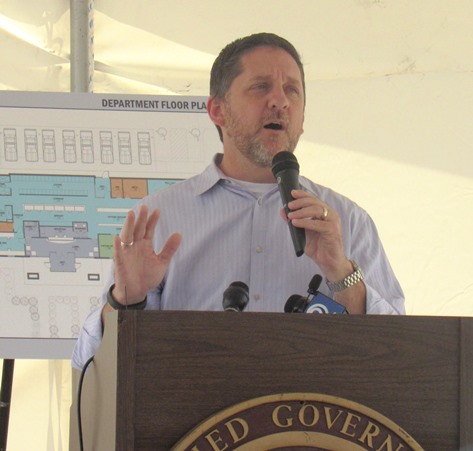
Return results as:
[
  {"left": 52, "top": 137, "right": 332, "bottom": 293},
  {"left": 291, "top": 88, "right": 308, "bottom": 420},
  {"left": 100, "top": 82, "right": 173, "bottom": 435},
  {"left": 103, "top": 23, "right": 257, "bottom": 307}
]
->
[{"left": 264, "top": 122, "right": 284, "bottom": 131}]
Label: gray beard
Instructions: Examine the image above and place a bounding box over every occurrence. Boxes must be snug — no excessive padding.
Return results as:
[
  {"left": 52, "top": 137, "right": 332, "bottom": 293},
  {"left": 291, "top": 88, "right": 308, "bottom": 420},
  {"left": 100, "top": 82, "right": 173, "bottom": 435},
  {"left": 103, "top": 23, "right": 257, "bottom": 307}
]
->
[
  {"left": 223, "top": 102, "right": 299, "bottom": 168},
  {"left": 240, "top": 136, "right": 298, "bottom": 168},
  {"left": 242, "top": 140, "right": 274, "bottom": 168}
]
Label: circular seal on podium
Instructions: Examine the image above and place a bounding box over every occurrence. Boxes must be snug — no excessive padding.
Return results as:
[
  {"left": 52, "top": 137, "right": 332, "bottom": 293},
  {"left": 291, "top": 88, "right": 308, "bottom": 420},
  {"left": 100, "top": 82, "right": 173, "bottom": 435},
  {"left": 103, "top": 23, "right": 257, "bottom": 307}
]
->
[{"left": 171, "top": 393, "right": 424, "bottom": 450}]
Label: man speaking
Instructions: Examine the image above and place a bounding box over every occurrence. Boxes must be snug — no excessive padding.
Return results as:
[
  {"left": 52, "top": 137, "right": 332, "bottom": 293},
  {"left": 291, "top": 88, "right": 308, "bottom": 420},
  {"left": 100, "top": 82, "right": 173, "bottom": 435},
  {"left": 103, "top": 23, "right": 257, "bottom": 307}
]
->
[{"left": 72, "top": 32, "right": 404, "bottom": 370}]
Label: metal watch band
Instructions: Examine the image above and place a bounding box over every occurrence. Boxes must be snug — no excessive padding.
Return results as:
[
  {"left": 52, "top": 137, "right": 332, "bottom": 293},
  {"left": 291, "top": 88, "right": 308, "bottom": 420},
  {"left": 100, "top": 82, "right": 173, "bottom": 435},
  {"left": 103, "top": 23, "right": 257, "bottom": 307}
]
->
[
  {"left": 326, "top": 260, "right": 364, "bottom": 293},
  {"left": 107, "top": 284, "right": 147, "bottom": 310}
]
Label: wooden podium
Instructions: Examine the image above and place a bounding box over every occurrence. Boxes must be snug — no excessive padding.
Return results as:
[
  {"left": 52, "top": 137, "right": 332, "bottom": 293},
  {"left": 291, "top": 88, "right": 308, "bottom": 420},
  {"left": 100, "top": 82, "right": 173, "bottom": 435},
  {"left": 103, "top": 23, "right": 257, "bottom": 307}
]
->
[{"left": 70, "top": 311, "right": 473, "bottom": 450}]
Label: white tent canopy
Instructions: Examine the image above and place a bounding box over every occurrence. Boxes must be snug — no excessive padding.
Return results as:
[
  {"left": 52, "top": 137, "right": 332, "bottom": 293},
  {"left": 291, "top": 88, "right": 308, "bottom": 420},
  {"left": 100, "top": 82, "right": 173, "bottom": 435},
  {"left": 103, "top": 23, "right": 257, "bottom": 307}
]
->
[
  {"left": 2, "top": 1, "right": 473, "bottom": 177},
  {"left": 2, "top": 1, "right": 473, "bottom": 87}
]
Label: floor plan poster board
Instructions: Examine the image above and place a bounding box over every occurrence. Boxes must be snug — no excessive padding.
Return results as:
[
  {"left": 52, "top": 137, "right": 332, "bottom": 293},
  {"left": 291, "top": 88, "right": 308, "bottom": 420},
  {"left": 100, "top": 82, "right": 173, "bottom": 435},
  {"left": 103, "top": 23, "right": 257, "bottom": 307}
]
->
[{"left": 0, "top": 91, "right": 219, "bottom": 359}]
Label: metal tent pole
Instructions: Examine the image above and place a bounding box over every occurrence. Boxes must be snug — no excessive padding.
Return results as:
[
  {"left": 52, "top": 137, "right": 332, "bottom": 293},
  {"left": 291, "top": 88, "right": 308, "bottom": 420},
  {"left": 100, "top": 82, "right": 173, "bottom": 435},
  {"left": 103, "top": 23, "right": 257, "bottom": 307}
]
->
[
  {"left": 70, "top": 0, "right": 94, "bottom": 92},
  {"left": 69, "top": 2, "right": 95, "bottom": 448}
]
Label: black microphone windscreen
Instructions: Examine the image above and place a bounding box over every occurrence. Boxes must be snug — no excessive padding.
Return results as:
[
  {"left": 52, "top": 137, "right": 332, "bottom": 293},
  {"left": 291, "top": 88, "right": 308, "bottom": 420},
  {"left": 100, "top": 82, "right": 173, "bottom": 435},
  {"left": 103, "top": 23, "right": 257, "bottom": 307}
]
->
[
  {"left": 308, "top": 274, "right": 323, "bottom": 295},
  {"left": 284, "top": 294, "right": 307, "bottom": 313},
  {"left": 271, "top": 151, "right": 299, "bottom": 177},
  {"left": 222, "top": 281, "right": 249, "bottom": 312}
]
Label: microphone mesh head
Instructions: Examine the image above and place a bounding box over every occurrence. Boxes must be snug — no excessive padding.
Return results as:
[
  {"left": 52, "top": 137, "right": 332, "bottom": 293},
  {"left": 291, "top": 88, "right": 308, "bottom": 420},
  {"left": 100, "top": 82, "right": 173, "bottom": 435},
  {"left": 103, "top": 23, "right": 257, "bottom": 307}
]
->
[
  {"left": 308, "top": 274, "right": 323, "bottom": 294},
  {"left": 271, "top": 151, "right": 299, "bottom": 177},
  {"left": 284, "top": 294, "right": 307, "bottom": 313},
  {"left": 222, "top": 281, "right": 249, "bottom": 312}
]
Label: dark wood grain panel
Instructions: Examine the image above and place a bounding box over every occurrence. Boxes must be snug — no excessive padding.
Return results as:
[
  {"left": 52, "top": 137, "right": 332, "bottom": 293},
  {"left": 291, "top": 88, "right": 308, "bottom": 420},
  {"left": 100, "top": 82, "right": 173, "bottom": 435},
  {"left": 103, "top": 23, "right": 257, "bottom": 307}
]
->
[{"left": 103, "top": 312, "right": 467, "bottom": 450}]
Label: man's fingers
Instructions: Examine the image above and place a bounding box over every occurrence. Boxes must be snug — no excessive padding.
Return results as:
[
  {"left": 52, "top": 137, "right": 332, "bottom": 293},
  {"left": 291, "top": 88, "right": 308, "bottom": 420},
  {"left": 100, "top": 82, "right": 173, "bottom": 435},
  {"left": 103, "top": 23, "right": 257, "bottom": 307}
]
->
[
  {"left": 144, "top": 209, "right": 160, "bottom": 240},
  {"left": 120, "top": 209, "right": 136, "bottom": 244},
  {"left": 133, "top": 205, "right": 149, "bottom": 241},
  {"left": 158, "top": 233, "right": 182, "bottom": 264},
  {"left": 113, "top": 234, "right": 125, "bottom": 264}
]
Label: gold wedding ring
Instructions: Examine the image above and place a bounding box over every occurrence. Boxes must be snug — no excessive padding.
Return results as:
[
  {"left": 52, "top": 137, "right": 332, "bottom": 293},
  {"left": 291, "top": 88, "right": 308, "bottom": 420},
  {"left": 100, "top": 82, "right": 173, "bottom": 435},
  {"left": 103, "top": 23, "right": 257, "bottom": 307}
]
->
[
  {"left": 321, "top": 206, "right": 329, "bottom": 221},
  {"left": 120, "top": 239, "right": 134, "bottom": 248}
]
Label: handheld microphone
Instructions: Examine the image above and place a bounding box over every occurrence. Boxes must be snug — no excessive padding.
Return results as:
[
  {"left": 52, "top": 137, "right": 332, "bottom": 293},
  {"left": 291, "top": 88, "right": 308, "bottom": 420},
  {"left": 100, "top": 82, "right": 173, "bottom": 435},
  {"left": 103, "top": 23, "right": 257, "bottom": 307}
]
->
[
  {"left": 271, "top": 151, "right": 306, "bottom": 257},
  {"left": 222, "top": 281, "right": 249, "bottom": 312},
  {"left": 284, "top": 274, "right": 348, "bottom": 314}
]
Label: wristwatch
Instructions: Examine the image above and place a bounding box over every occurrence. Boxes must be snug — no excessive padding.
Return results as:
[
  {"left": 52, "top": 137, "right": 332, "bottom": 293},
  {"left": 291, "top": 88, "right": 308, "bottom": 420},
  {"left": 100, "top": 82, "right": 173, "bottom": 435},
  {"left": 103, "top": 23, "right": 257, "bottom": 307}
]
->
[{"left": 326, "top": 260, "right": 364, "bottom": 293}]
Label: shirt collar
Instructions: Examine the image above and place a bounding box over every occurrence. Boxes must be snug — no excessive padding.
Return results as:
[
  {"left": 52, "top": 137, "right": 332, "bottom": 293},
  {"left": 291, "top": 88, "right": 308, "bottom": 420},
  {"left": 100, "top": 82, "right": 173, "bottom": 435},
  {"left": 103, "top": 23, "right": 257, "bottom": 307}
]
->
[
  {"left": 193, "top": 153, "right": 313, "bottom": 196},
  {"left": 193, "top": 154, "right": 226, "bottom": 196}
]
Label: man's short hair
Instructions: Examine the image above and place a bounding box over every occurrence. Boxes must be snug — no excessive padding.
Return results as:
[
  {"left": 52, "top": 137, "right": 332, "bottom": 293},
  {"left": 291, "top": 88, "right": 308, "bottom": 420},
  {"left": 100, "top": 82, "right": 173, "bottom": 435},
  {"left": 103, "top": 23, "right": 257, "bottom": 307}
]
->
[{"left": 210, "top": 33, "right": 306, "bottom": 142}]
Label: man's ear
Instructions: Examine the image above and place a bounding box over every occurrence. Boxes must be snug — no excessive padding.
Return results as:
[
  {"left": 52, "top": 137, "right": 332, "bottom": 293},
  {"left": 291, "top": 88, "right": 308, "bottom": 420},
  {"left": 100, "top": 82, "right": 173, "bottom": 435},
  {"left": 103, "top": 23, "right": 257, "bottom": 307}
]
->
[{"left": 207, "top": 96, "right": 225, "bottom": 127}]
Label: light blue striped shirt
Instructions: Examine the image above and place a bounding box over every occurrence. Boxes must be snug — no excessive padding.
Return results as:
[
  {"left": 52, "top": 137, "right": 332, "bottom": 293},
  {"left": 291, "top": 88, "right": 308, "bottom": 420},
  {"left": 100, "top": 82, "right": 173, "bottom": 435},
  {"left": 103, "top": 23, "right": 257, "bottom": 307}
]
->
[{"left": 72, "top": 154, "right": 404, "bottom": 369}]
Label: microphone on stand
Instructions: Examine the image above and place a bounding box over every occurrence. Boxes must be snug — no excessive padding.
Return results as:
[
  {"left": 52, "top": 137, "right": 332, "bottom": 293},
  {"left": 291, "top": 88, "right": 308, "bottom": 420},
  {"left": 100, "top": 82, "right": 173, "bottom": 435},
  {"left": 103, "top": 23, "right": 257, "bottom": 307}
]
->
[
  {"left": 284, "top": 274, "right": 348, "bottom": 314},
  {"left": 222, "top": 281, "right": 249, "bottom": 312},
  {"left": 271, "top": 151, "right": 306, "bottom": 257},
  {"left": 284, "top": 294, "right": 307, "bottom": 313}
]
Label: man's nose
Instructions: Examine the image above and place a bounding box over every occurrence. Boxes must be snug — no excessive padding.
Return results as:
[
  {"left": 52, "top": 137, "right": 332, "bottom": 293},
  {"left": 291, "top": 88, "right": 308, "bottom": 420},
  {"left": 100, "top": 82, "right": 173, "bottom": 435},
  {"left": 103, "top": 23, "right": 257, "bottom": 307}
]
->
[{"left": 268, "top": 85, "right": 289, "bottom": 110}]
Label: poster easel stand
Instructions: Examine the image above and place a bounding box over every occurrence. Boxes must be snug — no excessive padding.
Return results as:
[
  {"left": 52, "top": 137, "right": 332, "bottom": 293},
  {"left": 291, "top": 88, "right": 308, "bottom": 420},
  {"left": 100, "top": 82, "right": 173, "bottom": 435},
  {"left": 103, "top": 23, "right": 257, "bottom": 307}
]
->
[{"left": 0, "top": 359, "right": 14, "bottom": 451}]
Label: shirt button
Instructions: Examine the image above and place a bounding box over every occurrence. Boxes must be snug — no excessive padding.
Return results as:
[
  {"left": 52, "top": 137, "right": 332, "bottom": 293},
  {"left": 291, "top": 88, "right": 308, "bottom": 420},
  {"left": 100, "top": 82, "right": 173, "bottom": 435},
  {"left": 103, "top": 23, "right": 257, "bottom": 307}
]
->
[
  {"left": 254, "top": 294, "right": 261, "bottom": 301},
  {"left": 258, "top": 198, "right": 263, "bottom": 206},
  {"left": 256, "top": 246, "right": 263, "bottom": 253}
]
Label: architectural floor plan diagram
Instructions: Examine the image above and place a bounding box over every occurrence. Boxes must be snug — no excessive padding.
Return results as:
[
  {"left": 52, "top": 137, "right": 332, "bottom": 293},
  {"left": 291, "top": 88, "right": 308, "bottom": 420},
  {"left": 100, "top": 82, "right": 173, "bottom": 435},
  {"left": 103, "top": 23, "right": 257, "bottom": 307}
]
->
[{"left": 0, "top": 92, "right": 220, "bottom": 357}]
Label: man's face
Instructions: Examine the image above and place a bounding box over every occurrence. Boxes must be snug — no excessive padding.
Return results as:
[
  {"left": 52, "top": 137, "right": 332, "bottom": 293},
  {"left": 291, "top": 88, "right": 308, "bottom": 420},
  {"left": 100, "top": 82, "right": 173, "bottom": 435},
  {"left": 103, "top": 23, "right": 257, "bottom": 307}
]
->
[{"left": 221, "top": 46, "right": 305, "bottom": 168}]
